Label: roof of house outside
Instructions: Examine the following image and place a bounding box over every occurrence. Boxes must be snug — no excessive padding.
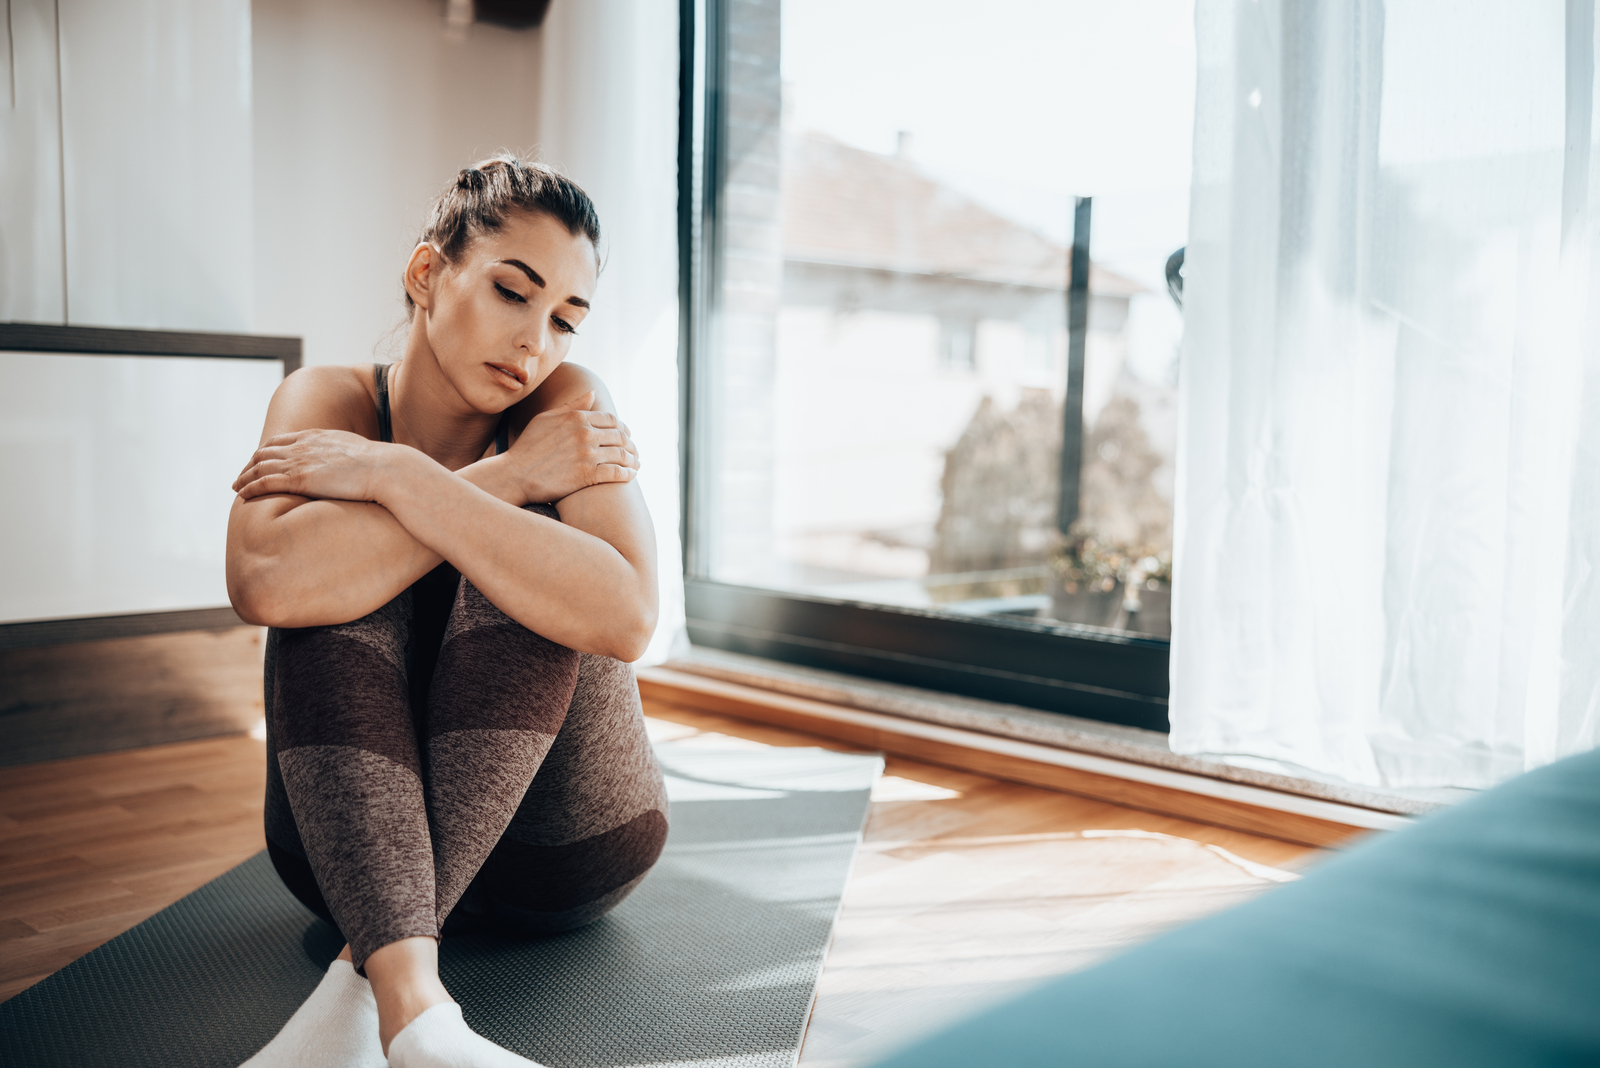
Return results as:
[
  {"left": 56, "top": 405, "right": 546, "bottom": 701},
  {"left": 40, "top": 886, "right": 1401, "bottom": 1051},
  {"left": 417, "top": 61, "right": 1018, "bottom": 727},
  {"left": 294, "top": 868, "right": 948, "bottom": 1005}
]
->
[{"left": 782, "top": 130, "right": 1145, "bottom": 297}]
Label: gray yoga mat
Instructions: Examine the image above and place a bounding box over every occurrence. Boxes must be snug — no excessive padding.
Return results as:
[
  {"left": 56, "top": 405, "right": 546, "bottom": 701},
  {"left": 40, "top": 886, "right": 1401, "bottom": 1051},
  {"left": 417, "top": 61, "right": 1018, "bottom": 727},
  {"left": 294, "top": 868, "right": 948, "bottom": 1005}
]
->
[{"left": 0, "top": 740, "right": 882, "bottom": 1068}]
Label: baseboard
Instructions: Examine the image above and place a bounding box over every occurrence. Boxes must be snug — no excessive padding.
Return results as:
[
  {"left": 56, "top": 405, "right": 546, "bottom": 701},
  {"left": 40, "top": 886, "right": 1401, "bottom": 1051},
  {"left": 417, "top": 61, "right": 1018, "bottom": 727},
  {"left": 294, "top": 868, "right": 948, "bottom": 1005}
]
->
[
  {"left": 638, "top": 666, "right": 1410, "bottom": 848},
  {"left": 0, "top": 607, "right": 247, "bottom": 652}
]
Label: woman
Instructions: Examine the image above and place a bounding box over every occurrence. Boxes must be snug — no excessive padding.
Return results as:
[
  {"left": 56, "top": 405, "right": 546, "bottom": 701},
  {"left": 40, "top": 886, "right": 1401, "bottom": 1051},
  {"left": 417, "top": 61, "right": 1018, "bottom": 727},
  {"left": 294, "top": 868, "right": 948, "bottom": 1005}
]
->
[{"left": 227, "top": 157, "right": 667, "bottom": 1068}]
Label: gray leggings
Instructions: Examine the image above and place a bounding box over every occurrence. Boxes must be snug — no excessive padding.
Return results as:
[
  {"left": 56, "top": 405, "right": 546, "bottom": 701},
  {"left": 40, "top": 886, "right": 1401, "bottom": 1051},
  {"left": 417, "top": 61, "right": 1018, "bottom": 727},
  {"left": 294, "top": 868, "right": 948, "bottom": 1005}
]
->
[{"left": 261, "top": 530, "right": 668, "bottom": 970}]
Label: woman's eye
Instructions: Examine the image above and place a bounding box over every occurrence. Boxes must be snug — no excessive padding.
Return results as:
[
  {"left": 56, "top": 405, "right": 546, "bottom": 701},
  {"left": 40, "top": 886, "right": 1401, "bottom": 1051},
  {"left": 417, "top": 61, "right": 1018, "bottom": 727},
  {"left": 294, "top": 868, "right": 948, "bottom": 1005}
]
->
[
  {"left": 494, "top": 282, "right": 526, "bottom": 304},
  {"left": 552, "top": 316, "right": 578, "bottom": 336}
]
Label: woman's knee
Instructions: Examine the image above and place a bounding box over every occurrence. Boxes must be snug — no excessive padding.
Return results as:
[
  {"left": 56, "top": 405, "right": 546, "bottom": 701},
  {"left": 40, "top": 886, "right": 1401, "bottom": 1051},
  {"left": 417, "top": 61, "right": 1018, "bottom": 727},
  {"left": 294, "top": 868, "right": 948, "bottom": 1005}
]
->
[
  {"left": 266, "top": 594, "right": 411, "bottom": 711},
  {"left": 265, "top": 594, "right": 421, "bottom": 777},
  {"left": 429, "top": 586, "right": 581, "bottom": 740}
]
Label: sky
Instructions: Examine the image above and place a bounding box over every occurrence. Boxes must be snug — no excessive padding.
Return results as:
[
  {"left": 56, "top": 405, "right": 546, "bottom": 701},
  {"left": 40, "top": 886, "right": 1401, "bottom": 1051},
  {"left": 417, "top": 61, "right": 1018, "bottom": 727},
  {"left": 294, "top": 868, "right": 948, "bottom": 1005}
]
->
[{"left": 780, "top": 0, "right": 1197, "bottom": 291}]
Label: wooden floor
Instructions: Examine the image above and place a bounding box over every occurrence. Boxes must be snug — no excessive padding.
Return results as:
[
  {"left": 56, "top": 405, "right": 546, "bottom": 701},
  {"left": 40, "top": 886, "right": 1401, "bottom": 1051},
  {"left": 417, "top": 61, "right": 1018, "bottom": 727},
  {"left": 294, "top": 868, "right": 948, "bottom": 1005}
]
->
[
  {"left": 0, "top": 691, "right": 1325, "bottom": 1056},
  {"left": 0, "top": 736, "right": 268, "bottom": 1001}
]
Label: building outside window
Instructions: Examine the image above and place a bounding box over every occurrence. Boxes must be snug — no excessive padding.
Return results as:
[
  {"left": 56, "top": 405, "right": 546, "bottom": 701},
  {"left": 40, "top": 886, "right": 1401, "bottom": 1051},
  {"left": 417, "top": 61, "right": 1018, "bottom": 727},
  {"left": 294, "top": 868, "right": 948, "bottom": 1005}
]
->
[{"left": 682, "top": 0, "right": 1196, "bottom": 725}]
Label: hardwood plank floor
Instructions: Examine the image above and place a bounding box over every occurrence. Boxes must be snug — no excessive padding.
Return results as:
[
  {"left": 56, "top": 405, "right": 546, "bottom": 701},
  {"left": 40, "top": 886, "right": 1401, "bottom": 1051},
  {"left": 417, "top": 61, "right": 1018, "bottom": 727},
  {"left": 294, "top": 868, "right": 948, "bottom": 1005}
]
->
[
  {"left": 0, "top": 692, "right": 1325, "bottom": 1062},
  {"left": 0, "top": 735, "right": 267, "bottom": 1001}
]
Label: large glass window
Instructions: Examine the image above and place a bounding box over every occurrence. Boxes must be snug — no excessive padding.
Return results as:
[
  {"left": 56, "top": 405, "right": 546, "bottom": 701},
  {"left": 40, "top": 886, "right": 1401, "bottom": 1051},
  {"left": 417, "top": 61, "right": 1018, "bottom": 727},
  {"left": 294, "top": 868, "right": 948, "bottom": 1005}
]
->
[{"left": 681, "top": 0, "right": 1195, "bottom": 725}]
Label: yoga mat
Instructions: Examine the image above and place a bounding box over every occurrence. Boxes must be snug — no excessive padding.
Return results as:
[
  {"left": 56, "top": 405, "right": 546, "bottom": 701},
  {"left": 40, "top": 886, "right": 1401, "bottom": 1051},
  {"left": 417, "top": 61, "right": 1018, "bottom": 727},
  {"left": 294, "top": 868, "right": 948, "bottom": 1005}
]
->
[{"left": 0, "top": 739, "right": 883, "bottom": 1068}]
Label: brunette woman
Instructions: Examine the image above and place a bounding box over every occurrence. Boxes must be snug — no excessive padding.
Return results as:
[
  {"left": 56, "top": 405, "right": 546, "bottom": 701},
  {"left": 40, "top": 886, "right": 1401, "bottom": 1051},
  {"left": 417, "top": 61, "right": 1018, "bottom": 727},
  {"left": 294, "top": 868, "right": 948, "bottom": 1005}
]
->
[{"left": 227, "top": 157, "right": 667, "bottom": 1068}]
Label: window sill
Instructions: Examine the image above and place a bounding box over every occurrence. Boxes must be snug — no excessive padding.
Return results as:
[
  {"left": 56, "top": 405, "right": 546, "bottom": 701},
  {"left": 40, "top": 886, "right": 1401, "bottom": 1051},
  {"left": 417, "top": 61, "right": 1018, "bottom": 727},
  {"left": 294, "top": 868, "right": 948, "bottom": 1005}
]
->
[{"left": 642, "top": 648, "right": 1464, "bottom": 848}]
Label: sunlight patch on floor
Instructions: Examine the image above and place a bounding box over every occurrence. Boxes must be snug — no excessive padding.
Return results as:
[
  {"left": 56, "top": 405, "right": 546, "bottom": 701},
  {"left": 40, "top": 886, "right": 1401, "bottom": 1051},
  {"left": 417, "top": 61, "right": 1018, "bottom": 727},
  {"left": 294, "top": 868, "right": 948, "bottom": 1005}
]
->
[
  {"left": 802, "top": 831, "right": 1292, "bottom": 1067},
  {"left": 870, "top": 776, "right": 961, "bottom": 803}
]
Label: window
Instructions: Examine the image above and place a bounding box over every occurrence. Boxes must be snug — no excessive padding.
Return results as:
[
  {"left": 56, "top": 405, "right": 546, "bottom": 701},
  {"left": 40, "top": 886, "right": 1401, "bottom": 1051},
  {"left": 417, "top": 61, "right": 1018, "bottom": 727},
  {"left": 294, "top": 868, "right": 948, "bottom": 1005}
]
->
[{"left": 679, "top": 0, "right": 1194, "bottom": 730}]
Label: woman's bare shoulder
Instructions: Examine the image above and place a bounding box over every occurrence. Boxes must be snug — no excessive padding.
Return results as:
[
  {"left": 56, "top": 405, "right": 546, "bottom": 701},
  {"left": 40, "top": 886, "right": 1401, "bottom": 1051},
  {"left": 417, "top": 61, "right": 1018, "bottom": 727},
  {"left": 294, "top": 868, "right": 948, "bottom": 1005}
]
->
[
  {"left": 521, "top": 362, "right": 618, "bottom": 416},
  {"left": 258, "top": 363, "right": 382, "bottom": 442}
]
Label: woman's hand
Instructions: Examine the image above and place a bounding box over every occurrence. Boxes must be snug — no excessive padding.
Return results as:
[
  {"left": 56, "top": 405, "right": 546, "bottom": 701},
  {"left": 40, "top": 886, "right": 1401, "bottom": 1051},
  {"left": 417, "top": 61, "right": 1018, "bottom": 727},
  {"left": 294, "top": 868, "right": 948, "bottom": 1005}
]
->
[
  {"left": 233, "top": 428, "right": 397, "bottom": 503},
  {"left": 505, "top": 391, "right": 640, "bottom": 503}
]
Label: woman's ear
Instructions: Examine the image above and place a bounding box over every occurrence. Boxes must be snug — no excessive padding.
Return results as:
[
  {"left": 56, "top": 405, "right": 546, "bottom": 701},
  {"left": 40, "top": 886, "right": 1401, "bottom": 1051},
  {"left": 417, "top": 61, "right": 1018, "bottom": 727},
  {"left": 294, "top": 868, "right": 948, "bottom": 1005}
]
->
[{"left": 403, "top": 243, "right": 438, "bottom": 311}]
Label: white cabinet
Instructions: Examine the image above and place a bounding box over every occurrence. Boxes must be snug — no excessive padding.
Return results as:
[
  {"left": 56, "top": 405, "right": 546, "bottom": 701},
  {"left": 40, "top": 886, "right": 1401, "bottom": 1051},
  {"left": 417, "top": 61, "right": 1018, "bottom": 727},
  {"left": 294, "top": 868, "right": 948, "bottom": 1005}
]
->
[
  {"left": 0, "top": 348, "right": 282, "bottom": 624},
  {"left": 2, "top": 0, "right": 253, "bottom": 331},
  {"left": 0, "top": 0, "right": 66, "bottom": 323}
]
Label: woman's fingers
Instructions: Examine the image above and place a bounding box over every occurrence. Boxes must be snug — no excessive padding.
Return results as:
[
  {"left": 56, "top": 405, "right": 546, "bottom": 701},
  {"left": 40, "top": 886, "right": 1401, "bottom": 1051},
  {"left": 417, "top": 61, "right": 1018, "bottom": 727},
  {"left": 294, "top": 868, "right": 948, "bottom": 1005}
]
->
[
  {"left": 234, "top": 460, "right": 291, "bottom": 495},
  {"left": 233, "top": 443, "right": 298, "bottom": 489},
  {"left": 233, "top": 460, "right": 271, "bottom": 492},
  {"left": 235, "top": 450, "right": 270, "bottom": 485},
  {"left": 589, "top": 427, "right": 638, "bottom": 451},
  {"left": 234, "top": 455, "right": 322, "bottom": 498},
  {"left": 594, "top": 445, "right": 639, "bottom": 469},
  {"left": 594, "top": 463, "right": 638, "bottom": 484},
  {"left": 235, "top": 473, "right": 297, "bottom": 500}
]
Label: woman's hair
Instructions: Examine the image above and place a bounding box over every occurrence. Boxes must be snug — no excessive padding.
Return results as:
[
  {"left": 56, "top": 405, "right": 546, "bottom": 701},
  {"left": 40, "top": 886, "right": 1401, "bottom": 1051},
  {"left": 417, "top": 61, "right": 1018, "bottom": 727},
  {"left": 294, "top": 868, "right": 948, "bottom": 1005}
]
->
[{"left": 406, "top": 154, "right": 601, "bottom": 312}]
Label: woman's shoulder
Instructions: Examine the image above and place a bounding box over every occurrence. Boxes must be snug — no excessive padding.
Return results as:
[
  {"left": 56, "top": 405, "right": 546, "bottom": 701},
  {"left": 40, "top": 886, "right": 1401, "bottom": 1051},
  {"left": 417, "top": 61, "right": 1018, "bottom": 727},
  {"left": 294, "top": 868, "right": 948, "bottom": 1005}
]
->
[
  {"left": 262, "top": 363, "right": 382, "bottom": 438},
  {"left": 503, "top": 362, "right": 618, "bottom": 436},
  {"left": 520, "top": 361, "right": 618, "bottom": 417}
]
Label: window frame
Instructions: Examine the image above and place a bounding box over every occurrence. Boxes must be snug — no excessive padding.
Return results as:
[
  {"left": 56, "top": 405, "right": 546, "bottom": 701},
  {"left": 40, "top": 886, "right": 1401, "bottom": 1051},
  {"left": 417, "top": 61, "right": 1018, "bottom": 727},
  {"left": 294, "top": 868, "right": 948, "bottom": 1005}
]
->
[{"left": 675, "top": 0, "right": 1172, "bottom": 733}]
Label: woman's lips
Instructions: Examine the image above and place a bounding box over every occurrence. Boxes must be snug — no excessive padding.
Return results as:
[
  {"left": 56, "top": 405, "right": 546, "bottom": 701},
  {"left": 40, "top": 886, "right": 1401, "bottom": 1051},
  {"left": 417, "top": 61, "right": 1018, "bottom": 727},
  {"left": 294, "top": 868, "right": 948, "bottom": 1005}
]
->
[{"left": 488, "top": 363, "right": 526, "bottom": 389}]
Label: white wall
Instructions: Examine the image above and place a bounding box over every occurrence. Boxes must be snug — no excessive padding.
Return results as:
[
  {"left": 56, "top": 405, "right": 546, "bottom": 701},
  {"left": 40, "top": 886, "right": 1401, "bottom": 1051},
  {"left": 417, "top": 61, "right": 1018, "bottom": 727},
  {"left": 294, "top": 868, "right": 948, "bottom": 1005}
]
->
[
  {"left": 1, "top": 0, "right": 261, "bottom": 623},
  {"left": 539, "top": 0, "right": 687, "bottom": 663},
  {"left": 1, "top": 0, "right": 254, "bottom": 329},
  {"left": 0, "top": 0, "right": 66, "bottom": 323},
  {"left": 252, "top": 0, "right": 545, "bottom": 365},
  {"left": 61, "top": 0, "right": 254, "bottom": 330}
]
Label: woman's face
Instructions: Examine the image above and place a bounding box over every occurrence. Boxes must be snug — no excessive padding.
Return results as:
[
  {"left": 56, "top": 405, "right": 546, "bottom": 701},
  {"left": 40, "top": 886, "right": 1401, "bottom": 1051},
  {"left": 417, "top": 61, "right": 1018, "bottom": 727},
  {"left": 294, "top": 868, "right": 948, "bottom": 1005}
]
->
[{"left": 415, "top": 210, "right": 598, "bottom": 411}]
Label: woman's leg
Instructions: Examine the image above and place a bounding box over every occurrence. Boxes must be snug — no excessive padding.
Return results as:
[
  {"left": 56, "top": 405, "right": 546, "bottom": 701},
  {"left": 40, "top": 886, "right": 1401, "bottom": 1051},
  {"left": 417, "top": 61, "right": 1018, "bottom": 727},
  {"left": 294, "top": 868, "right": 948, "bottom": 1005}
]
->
[
  {"left": 265, "top": 563, "right": 586, "bottom": 953},
  {"left": 377, "top": 565, "right": 589, "bottom": 1067},
  {"left": 421, "top": 570, "right": 582, "bottom": 928},
  {"left": 383, "top": 653, "right": 667, "bottom": 1068},
  {"left": 462, "top": 653, "right": 670, "bottom": 935},
  {"left": 261, "top": 560, "right": 584, "bottom": 1063},
  {"left": 251, "top": 596, "right": 427, "bottom": 1068},
  {"left": 265, "top": 593, "right": 437, "bottom": 968}
]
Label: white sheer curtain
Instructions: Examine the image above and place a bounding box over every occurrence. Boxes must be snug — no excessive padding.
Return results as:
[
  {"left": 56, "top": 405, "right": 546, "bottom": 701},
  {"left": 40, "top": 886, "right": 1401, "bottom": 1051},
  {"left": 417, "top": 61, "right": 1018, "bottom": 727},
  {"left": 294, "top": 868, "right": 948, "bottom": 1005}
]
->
[{"left": 1171, "top": 0, "right": 1600, "bottom": 787}]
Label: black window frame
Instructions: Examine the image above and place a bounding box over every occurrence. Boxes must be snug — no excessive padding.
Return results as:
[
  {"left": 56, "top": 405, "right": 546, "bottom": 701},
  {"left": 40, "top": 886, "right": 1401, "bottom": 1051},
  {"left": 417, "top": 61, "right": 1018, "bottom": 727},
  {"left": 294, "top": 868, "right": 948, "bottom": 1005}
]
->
[{"left": 675, "top": 0, "right": 1171, "bottom": 733}]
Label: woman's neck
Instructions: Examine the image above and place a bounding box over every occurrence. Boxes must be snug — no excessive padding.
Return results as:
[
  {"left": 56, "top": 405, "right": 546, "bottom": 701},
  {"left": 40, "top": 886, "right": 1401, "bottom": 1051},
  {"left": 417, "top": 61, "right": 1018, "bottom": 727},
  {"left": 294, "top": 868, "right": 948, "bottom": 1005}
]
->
[{"left": 387, "top": 333, "right": 499, "bottom": 472}]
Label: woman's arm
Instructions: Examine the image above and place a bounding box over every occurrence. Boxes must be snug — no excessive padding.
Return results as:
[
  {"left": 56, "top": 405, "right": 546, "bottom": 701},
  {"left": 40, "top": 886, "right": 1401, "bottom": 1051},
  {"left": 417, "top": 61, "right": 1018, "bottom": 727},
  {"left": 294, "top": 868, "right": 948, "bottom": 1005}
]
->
[
  {"left": 362, "top": 446, "right": 657, "bottom": 661},
  {"left": 227, "top": 365, "right": 653, "bottom": 659},
  {"left": 228, "top": 367, "right": 455, "bottom": 625}
]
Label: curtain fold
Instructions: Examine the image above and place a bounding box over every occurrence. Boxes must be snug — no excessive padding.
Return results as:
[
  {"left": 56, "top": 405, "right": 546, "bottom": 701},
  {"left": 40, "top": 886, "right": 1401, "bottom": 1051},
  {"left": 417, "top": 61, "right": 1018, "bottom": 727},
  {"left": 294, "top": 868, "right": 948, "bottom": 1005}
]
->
[{"left": 1172, "top": 0, "right": 1600, "bottom": 787}]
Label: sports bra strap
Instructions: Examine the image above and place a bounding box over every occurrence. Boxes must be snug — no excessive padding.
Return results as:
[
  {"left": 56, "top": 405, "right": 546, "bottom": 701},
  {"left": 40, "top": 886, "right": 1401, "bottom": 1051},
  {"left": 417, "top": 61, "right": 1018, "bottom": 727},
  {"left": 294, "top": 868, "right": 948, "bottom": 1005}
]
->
[
  {"left": 375, "top": 361, "right": 510, "bottom": 454},
  {"left": 374, "top": 363, "right": 393, "bottom": 444}
]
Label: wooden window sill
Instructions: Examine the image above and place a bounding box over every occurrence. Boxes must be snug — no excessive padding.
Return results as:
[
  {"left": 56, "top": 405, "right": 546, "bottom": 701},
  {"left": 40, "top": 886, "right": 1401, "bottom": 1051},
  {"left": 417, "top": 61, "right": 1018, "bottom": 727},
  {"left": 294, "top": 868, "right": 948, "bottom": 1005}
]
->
[{"left": 638, "top": 663, "right": 1415, "bottom": 849}]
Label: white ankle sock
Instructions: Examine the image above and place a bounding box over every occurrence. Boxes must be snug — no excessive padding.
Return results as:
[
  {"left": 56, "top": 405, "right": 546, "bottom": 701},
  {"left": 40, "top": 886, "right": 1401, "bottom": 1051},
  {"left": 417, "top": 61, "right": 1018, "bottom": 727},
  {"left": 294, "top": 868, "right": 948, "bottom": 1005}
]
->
[
  {"left": 386, "top": 1002, "right": 545, "bottom": 1068},
  {"left": 240, "top": 958, "right": 385, "bottom": 1067}
]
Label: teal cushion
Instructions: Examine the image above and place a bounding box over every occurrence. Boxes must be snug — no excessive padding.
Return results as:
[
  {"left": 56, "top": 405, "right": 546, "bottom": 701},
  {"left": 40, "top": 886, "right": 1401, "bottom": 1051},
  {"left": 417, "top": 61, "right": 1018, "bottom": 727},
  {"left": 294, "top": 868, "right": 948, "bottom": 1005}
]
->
[{"left": 871, "top": 747, "right": 1600, "bottom": 1067}]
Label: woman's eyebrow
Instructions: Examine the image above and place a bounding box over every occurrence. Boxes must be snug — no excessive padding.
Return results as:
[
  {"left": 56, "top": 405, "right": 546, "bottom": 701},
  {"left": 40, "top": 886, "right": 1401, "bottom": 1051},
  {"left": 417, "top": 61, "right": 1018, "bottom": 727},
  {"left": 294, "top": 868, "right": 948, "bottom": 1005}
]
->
[
  {"left": 499, "top": 258, "right": 587, "bottom": 308},
  {"left": 498, "top": 259, "right": 545, "bottom": 287}
]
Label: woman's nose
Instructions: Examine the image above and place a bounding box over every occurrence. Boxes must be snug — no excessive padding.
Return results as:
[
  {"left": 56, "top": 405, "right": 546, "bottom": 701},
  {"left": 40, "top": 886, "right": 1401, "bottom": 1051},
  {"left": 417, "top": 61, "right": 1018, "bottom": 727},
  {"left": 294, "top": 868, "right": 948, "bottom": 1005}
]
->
[{"left": 520, "top": 324, "right": 549, "bottom": 360}]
